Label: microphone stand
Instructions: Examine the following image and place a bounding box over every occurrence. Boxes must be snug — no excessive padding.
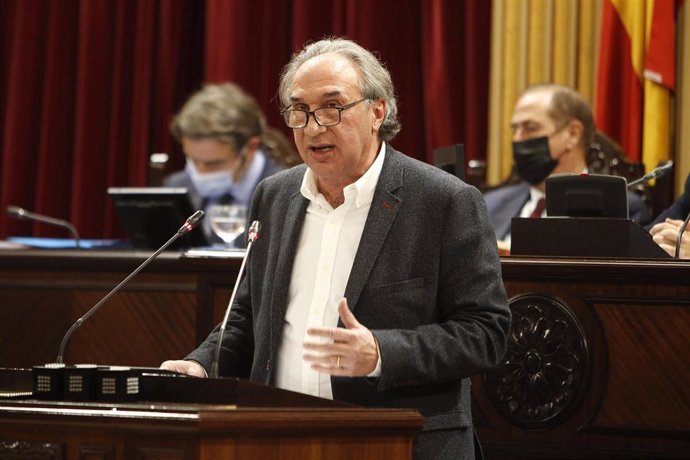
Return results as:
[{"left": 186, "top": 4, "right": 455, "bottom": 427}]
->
[
  {"left": 210, "top": 220, "right": 261, "bottom": 379},
  {"left": 675, "top": 212, "right": 690, "bottom": 259},
  {"left": 627, "top": 160, "right": 674, "bottom": 189},
  {"left": 7, "top": 206, "right": 81, "bottom": 248},
  {"left": 56, "top": 210, "right": 204, "bottom": 364}
]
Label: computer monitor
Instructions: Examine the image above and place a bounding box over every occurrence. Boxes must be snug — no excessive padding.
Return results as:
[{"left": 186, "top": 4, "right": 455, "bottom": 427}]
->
[
  {"left": 107, "top": 187, "right": 208, "bottom": 249},
  {"left": 545, "top": 173, "right": 629, "bottom": 218},
  {"left": 433, "top": 144, "right": 465, "bottom": 181}
]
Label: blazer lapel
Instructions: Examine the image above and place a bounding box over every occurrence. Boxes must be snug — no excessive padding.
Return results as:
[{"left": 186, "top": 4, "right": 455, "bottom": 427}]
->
[
  {"left": 269, "top": 191, "right": 309, "bottom": 354},
  {"left": 495, "top": 192, "right": 515, "bottom": 240},
  {"left": 496, "top": 185, "right": 530, "bottom": 240},
  {"left": 344, "top": 147, "right": 402, "bottom": 312}
]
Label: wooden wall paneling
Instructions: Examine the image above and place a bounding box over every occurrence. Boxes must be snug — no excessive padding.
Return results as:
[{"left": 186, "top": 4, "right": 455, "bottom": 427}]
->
[
  {"left": 2, "top": 249, "right": 689, "bottom": 459},
  {"left": 474, "top": 257, "right": 690, "bottom": 459}
]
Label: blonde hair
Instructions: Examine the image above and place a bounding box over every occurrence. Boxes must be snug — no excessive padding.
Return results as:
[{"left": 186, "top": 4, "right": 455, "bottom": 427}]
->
[{"left": 171, "top": 83, "right": 266, "bottom": 151}]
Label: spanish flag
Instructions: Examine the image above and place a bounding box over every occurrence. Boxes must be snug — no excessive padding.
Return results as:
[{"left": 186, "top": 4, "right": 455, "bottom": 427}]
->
[{"left": 595, "top": 0, "right": 682, "bottom": 169}]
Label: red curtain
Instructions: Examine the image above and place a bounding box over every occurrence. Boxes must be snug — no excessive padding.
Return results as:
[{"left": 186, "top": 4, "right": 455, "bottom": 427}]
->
[
  {"left": 204, "top": 0, "right": 491, "bottom": 166},
  {"left": 0, "top": 0, "right": 490, "bottom": 240}
]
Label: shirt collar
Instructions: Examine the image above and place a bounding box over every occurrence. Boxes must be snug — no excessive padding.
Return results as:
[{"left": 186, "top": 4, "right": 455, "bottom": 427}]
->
[
  {"left": 528, "top": 186, "right": 545, "bottom": 203},
  {"left": 300, "top": 142, "right": 386, "bottom": 210}
]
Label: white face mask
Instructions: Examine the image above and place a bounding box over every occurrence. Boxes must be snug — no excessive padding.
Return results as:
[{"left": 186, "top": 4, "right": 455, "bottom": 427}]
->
[{"left": 185, "top": 160, "right": 234, "bottom": 199}]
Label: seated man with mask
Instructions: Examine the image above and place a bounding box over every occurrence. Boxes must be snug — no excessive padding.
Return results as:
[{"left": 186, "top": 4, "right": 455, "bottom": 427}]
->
[
  {"left": 165, "top": 83, "right": 287, "bottom": 246},
  {"left": 483, "top": 83, "right": 649, "bottom": 249}
]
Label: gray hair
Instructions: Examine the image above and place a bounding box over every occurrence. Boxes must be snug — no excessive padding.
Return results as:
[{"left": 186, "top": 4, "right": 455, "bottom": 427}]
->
[
  {"left": 278, "top": 37, "right": 401, "bottom": 142},
  {"left": 171, "top": 82, "right": 266, "bottom": 151}
]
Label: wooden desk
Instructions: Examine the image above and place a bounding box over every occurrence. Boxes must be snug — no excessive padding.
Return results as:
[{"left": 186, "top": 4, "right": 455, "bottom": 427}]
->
[
  {"left": 0, "top": 250, "right": 424, "bottom": 458},
  {"left": 473, "top": 256, "right": 690, "bottom": 459},
  {"left": 0, "top": 249, "right": 242, "bottom": 367},
  {"left": 0, "top": 399, "right": 422, "bottom": 459},
  {"left": 2, "top": 249, "right": 690, "bottom": 458}
]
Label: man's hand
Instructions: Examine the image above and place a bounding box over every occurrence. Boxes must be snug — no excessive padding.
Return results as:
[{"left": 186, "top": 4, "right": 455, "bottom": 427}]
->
[
  {"left": 650, "top": 218, "right": 689, "bottom": 258},
  {"left": 303, "top": 298, "right": 379, "bottom": 376},
  {"left": 160, "top": 359, "right": 207, "bottom": 377}
]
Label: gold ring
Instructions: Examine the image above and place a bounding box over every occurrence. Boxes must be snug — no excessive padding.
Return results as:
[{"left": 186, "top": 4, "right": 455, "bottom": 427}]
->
[{"left": 336, "top": 356, "right": 341, "bottom": 368}]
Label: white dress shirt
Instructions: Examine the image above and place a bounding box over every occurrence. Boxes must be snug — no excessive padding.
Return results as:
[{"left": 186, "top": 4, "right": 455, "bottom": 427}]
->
[
  {"left": 503, "top": 187, "right": 545, "bottom": 246},
  {"left": 275, "top": 142, "right": 386, "bottom": 399},
  {"left": 519, "top": 187, "right": 547, "bottom": 218}
]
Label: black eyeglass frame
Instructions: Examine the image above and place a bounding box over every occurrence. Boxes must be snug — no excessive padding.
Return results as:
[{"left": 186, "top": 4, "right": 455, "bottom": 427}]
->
[{"left": 280, "top": 98, "right": 369, "bottom": 129}]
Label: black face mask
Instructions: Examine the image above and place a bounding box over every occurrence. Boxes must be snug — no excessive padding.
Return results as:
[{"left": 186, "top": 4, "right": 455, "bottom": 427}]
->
[{"left": 512, "top": 136, "right": 558, "bottom": 185}]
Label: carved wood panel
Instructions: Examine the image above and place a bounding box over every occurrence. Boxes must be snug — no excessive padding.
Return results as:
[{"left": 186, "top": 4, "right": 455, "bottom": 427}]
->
[
  {"left": 79, "top": 444, "right": 114, "bottom": 460},
  {"left": 483, "top": 293, "right": 588, "bottom": 429},
  {"left": 474, "top": 257, "right": 690, "bottom": 459},
  {"left": 0, "top": 441, "right": 62, "bottom": 459},
  {"left": 126, "top": 447, "right": 185, "bottom": 460}
]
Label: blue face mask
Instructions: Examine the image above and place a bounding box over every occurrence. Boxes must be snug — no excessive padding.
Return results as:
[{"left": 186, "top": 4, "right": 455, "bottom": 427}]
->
[{"left": 185, "top": 160, "right": 234, "bottom": 199}]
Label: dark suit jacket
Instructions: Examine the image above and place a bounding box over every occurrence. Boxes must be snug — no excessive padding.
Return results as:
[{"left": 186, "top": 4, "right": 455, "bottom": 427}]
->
[
  {"left": 650, "top": 172, "right": 690, "bottom": 225},
  {"left": 484, "top": 180, "right": 651, "bottom": 241},
  {"left": 187, "top": 145, "right": 511, "bottom": 460}
]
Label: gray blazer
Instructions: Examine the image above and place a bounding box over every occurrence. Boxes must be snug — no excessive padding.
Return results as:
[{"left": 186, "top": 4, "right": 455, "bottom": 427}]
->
[
  {"left": 484, "top": 180, "right": 651, "bottom": 241},
  {"left": 188, "top": 145, "right": 511, "bottom": 460}
]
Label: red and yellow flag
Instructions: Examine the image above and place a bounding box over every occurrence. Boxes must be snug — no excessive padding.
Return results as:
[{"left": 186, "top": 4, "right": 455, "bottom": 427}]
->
[{"left": 596, "top": 0, "right": 682, "bottom": 169}]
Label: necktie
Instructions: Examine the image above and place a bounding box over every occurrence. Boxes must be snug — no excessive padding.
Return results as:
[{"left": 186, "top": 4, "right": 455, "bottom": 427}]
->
[{"left": 529, "top": 198, "right": 546, "bottom": 218}]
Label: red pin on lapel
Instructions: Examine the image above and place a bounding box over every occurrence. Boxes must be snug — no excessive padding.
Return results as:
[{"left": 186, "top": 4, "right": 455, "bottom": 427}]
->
[{"left": 382, "top": 200, "right": 395, "bottom": 210}]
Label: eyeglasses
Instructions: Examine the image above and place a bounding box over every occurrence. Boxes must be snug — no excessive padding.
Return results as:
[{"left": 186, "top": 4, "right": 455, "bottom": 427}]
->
[{"left": 281, "top": 98, "right": 369, "bottom": 129}]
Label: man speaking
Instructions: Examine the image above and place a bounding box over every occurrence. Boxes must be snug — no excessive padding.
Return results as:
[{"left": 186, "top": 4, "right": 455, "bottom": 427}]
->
[{"left": 162, "top": 37, "right": 511, "bottom": 460}]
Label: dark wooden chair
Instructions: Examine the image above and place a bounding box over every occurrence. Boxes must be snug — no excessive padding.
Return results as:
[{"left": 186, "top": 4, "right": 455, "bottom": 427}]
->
[
  {"left": 432, "top": 143, "right": 489, "bottom": 190},
  {"left": 587, "top": 131, "right": 643, "bottom": 181},
  {"left": 588, "top": 131, "right": 674, "bottom": 220},
  {"left": 148, "top": 152, "right": 170, "bottom": 187}
]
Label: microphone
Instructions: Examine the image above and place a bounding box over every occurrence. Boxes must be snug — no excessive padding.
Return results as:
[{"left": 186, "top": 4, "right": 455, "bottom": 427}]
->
[
  {"left": 210, "top": 220, "right": 261, "bottom": 379},
  {"left": 7, "top": 205, "right": 81, "bottom": 248},
  {"left": 55, "top": 210, "right": 204, "bottom": 364},
  {"left": 675, "top": 212, "right": 690, "bottom": 259},
  {"left": 627, "top": 161, "right": 674, "bottom": 188}
]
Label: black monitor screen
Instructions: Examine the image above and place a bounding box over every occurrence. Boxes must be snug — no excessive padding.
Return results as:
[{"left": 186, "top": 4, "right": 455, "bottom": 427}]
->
[
  {"left": 545, "top": 174, "right": 629, "bottom": 219},
  {"left": 433, "top": 144, "right": 465, "bottom": 181},
  {"left": 108, "top": 187, "right": 207, "bottom": 249}
]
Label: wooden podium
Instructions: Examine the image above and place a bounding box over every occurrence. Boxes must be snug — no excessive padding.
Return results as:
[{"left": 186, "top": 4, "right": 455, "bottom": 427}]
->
[
  {"left": 0, "top": 249, "right": 424, "bottom": 459},
  {"left": 510, "top": 217, "right": 671, "bottom": 258},
  {"left": 4, "top": 247, "right": 690, "bottom": 459},
  {"left": 472, "top": 256, "right": 690, "bottom": 459},
  {"left": 0, "top": 369, "right": 424, "bottom": 460}
]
